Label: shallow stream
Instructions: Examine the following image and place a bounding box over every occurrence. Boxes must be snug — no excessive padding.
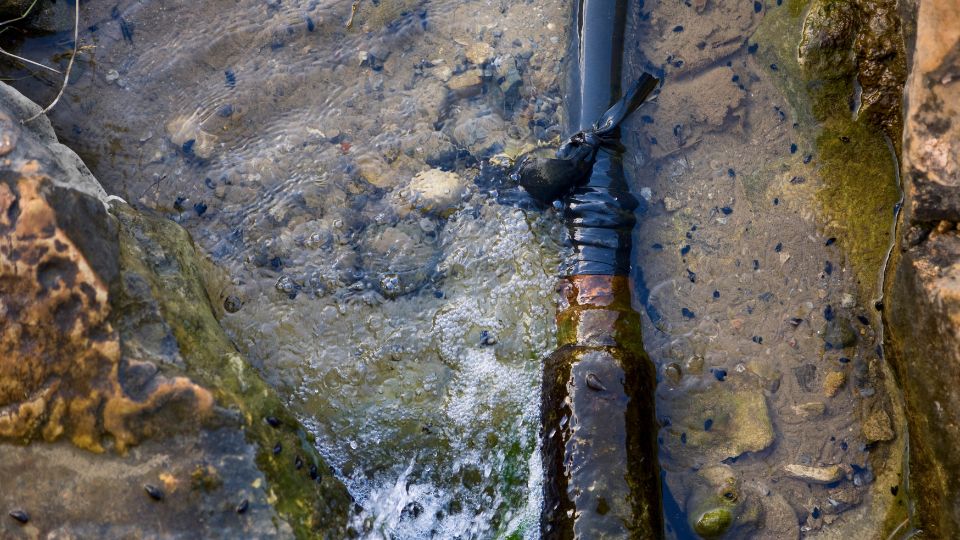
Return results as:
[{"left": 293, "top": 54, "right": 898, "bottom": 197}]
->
[{"left": 2, "top": 0, "right": 911, "bottom": 537}]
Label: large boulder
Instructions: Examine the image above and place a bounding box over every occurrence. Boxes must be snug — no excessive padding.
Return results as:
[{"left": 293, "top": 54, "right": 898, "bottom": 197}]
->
[
  {"left": 887, "top": 0, "right": 960, "bottom": 536},
  {"left": 0, "top": 83, "right": 353, "bottom": 538}
]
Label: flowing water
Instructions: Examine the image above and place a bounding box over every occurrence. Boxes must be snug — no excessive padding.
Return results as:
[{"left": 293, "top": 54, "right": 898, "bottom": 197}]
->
[{"left": 2, "top": 0, "right": 909, "bottom": 537}]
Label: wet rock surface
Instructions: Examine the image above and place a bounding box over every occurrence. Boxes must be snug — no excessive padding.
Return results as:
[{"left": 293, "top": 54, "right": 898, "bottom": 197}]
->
[
  {"left": 0, "top": 93, "right": 213, "bottom": 454},
  {"left": 0, "top": 83, "right": 351, "bottom": 538},
  {"left": 798, "top": 0, "right": 907, "bottom": 139},
  {"left": 887, "top": 1, "right": 960, "bottom": 518},
  {"left": 886, "top": 0, "right": 960, "bottom": 536}
]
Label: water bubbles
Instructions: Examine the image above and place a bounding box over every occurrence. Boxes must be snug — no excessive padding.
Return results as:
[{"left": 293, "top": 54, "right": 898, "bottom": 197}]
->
[
  {"left": 275, "top": 275, "right": 298, "bottom": 298},
  {"left": 380, "top": 274, "right": 400, "bottom": 294}
]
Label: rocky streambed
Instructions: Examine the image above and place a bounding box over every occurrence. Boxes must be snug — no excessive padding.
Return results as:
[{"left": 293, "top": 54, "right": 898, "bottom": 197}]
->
[{"left": 0, "top": 0, "right": 958, "bottom": 538}]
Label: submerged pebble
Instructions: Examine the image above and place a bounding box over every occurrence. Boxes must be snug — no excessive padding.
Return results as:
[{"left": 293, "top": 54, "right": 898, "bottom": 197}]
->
[
  {"left": 823, "top": 371, "right": 847, "bottom": 397},
  {"left": 664, "top": 363, "right": 682, "bottom": 384},
  {"left": 822, "top": 317, "right": 857, "bottom": 349},
  {"left": 464, "top": 42, "right": 494, "bottom": 65},
  {"left": 783, "top": 464, "right": 845, "bottom": 484}
]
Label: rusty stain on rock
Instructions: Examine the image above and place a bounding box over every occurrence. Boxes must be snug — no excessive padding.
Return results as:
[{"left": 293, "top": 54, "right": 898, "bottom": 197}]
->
[{"left": 0, "top": 166, "right": 213, "bottom": 453}]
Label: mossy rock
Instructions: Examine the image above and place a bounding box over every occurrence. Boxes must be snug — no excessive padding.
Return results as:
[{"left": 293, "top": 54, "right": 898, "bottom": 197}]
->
[
  {"left": 798, "top": 0, "right": 859, "bottom": 79},
  {"left": 111, "top": 203, "right": 354, "bottom": 539},
  {"left": 752, "top": 0, "right": 901, "bottom": 299}
]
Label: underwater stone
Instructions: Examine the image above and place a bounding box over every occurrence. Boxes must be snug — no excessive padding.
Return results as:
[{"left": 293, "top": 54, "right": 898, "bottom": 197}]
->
[
  {"left": 465, "top": 42, "right": 495, "bottom": 65},
  {"left": 821, "top": 317, "right": 858, "bottom": 348},
  {"left": 663, "top": 196, "right": 682, "bottom": 212},
  {"left": 447, "top": 71, "right": 483, "bottom": 98},
  {"left": 223, "top": 295, "right": 243, "bottom": 313},
  {"left": 402, "top": 169, "right": 467, "bottom": 217},
  {"left": 784, "top": 463, "right": 845, "bottom": 484},
  {"left": 861, "top": 407, "right": 894, "bottom": 443},
  {"left": 659, "top": 382, "right": 774, "bottom": 468},
  {"left": 792, "top": 401, "right": 827, "bottom": 418},
  {"left": 797, "top": 0, "right": 858, "bottom": 78},
  {"left": 823, "top": 371, "right": 847, "bottom": 398}
]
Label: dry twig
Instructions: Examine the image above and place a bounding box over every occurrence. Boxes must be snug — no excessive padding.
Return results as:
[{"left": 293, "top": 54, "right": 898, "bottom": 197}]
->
[
  {"left": 0, "top": 47, "right": 60, "bottom": 74},
  {"left": 345, "top": 0, "right": 361, "bottom": 29},
  {"left": 24, "top": 0, "right": 79, "bottom": 123},
  {"left": 0, "top": 0, "right": 38, "bottom": 27}
]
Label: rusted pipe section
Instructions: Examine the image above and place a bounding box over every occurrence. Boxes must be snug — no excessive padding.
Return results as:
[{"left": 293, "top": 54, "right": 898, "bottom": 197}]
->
[
  {"left": 541, "top": 276, "right": 662, "bottom": 538},
  {"left": 526, "top": 0, "right": 663, "bottom": 537}
]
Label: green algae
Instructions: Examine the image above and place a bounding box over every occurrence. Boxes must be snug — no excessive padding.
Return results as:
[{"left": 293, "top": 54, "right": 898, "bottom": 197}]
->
[
  {"left": 111, "top": 203, "right": 353, "bottom": 539},
  {"left": 693, "top": 508, "right": 733, "bottom": 538},
  {"left": 814, "top": 118, "right": 899, "bottom": 296},
  {"left": 751, "top": 0, "right": 899, "bottom": 299}
]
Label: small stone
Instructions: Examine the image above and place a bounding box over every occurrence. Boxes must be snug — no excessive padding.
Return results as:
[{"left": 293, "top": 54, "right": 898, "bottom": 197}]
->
[
  {"left": 465, "top": 41, "right": 495, "bottom": 65},
  {"left": 685, "top": 355, "right": 705, "bottom": 374},
  {"left": 402, "top": 169, "right": 467, "bottom": 216},
  {"left": 433, "top": 66, "right": 453, "bottom": 82},
  {"left": 792, "top": 401, "right": 826, "bottom": 418},
  {"left": 275, "top": 275, "right": 298, "bottom": 296},
  {"left": 0, "top": 112, "right": 18, "bottom": 156},
  {"left": 357, "top": 157, "right": 398, "bottom": 188},
  {"left": 640, "top": 187, "right": 653, "bottom": 201},
  {"left": 499, "top": 67, "right": 522, "bottom": 95},
  {"left": 821, "top": 317, "right": 857, "bottom": 348},
  {"left": 823, "top": 371, "right": 846, "bottom": 397},
  {"left": 447, "top": 71, "right": 484, "bottom": 98},
  {"left": 105, "top": 69, "right": 120, "bottom": 82},
  {"left": 784, "top": 464, "right": 845, "bottom": 484},
  {"left": 663, "top": 196, "right": 682, "bottom": 212},
  {"left": 862, "top": 408, "right": 895, "bottom": 442},
  {"left": 840, "top": 293, "right": 856, "bottom": 308}
]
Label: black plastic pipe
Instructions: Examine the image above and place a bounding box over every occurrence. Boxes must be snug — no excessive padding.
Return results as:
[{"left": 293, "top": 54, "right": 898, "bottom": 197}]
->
[{"left": 537, "top": 0, "right": 663, "bottom": 538}]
